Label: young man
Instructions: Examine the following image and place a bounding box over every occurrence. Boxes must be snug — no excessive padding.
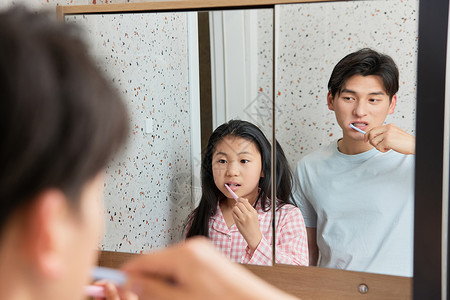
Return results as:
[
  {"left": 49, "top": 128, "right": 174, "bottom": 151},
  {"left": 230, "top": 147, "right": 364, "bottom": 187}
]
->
[{"left": 293, "top": 48, "right": 415, "bottom": 277}]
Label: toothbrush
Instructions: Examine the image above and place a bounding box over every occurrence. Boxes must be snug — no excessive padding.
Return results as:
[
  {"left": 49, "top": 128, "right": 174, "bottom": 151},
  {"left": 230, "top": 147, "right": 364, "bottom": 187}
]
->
[
  {"left": 349, "top": 123, "right": 366, "bottom": 135},
  {"left": 85, "top": 267, "right": 128, "bottom": 297},
  {"left": 91, "top": 266, "right": 127, "bottom": 286},
  {"left": 224, "top": 184, "right": 239, "bottom": 202}
]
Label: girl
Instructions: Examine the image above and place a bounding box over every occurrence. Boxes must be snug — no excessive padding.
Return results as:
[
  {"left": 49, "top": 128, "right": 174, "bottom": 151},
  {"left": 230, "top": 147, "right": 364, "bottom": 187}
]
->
[{"left": 185, "top": 120, "right": 308, "bottom": 266}]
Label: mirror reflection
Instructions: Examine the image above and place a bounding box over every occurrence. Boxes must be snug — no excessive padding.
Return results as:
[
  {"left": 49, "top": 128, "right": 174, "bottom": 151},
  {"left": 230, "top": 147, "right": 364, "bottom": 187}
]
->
[
  {"left": 66, "top": 11, "right": 201, "bottom": 253},
  {"left": 66, "top": 8, "right": 279, "bottom": 266},
  {"left": 185, "top": 119, "right": 308, "bottom": 266},
  {"left": 274, "top": 0, "right": 418, "bottom": 277},
  {"left": 189, "top": 9, "right": 309, "bottom": 266}
]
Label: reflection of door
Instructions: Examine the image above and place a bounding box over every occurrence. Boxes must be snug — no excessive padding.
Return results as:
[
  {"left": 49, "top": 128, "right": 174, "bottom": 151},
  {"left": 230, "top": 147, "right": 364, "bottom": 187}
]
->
[
  {"left": 187, "top": 12, "right": 202, "bottom": 206},
  {"left": 209, "top": 10, "right": 259, "bottom": 129}
]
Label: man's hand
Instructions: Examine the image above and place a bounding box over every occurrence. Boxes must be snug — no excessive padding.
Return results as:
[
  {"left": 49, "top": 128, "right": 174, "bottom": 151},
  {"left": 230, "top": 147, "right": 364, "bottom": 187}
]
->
[{"left": 365, "top": 123, "right": 415, "bottom": 155}]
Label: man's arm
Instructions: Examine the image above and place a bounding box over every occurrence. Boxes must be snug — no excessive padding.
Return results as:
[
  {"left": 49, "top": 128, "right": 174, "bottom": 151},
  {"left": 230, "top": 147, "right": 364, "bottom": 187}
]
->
[{"left": 306, "top": 227, "right": 319, "bottom": 266}]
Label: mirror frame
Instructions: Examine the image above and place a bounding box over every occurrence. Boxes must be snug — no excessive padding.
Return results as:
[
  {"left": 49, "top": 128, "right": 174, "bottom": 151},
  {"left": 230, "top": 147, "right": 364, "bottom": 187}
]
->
[
  {"left": 414, "top": 0, "right": 448, "bottom": 299},
  {"left": 57, "top": 0, "right": 449, "bottom": 298}
]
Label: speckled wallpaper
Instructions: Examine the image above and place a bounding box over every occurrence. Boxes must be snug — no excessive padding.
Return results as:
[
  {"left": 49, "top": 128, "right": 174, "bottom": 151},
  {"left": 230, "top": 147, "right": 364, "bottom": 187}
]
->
[
  {"left": 274, "top": 0, "right": 419, "bottom": 167},
  {"left": 66, "top": 13, "right": 194, "bottom": 253},
  {"left": 255, "top": 9, "right": 275, "bottom": 136}
]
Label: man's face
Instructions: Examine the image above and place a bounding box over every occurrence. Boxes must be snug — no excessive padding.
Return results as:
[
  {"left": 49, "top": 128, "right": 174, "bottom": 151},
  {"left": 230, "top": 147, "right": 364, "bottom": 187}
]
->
[{"left": 327, "top": 74, "right": 397, "bottom": 141}]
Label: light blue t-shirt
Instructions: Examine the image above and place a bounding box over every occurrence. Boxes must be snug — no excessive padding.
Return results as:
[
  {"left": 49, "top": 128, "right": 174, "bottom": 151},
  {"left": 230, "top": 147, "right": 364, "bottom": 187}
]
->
[{"left": 293, "top": 141, "right": 414, "bottom": 277}]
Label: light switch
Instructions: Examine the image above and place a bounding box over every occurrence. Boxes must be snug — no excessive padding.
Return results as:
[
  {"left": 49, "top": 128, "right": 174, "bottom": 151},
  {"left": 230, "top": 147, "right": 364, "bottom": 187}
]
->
[{"left": 145, "top": 119, "right": 153, "bottom": 134}]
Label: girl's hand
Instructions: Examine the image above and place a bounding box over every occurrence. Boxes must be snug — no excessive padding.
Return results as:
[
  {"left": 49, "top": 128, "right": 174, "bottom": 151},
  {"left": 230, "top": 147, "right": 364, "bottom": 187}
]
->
[
  {"left": 93, "top": 280, "right": 139, "bottom": 300},
  {"left": 232, "top": 198, "right": 262, "bottom": 251}
]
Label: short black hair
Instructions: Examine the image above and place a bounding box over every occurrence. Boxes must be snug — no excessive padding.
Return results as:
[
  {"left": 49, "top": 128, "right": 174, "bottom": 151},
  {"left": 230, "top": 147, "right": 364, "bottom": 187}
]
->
[
  {"left": 328, "top": 48, "right": 399, "bottom": 99},
  {"left": 0, "top": 8, "right": 129, "bottom": 233}
]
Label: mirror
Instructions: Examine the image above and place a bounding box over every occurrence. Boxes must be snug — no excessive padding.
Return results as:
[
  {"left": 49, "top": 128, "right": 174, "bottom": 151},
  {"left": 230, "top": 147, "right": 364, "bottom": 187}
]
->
[
  {"left": 66, "top": 11, "right": 201, "bottom": 253},
  {"left": 65, "top": 8, "right": 275, "bottom": 263},
  {"left": 274, "top": 0, "right": 418, "bottom": 277},
  {"left": 64, "top": 0, "right": 419, "bottom": 274},
  {"left": 57, "top": 0, "right": 450, "bottom": 298}
]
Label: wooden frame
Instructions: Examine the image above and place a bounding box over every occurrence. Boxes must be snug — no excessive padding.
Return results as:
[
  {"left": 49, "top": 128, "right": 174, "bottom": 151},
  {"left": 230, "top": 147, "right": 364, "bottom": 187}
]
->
[
  {"left": 98, "top": 250, "right": 411, "bottom": 299},
  {"left": 58, "top": 0, "right": 449, "bottom": 298},
  {"left": 56, "top": 0, "right": 340, "bottom": 21},
  {"left": 413, "top": 0, "right": 449, "bottom": 299}
]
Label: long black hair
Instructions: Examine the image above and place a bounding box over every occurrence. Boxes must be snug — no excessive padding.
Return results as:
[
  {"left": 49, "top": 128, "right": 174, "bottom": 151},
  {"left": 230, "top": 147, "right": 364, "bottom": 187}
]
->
[{"left": 185, "top": 120, "right": 294, "bottom": 238}]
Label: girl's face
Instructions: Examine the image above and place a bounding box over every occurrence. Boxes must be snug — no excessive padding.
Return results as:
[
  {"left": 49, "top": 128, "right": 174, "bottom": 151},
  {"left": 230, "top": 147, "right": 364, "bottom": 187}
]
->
[{"left": 212, "top": 136, "right": 263, "bottom": 204}]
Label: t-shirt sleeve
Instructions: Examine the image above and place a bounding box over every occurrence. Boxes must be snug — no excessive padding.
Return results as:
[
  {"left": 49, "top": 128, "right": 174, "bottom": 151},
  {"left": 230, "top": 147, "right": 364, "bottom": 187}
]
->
[{"left": 293, "top": 159, "right": 317, "bottom": 228}]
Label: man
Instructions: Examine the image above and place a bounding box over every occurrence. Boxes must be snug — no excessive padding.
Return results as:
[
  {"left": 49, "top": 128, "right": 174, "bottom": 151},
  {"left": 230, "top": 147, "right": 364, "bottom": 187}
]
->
[{"left": 294, "top": 48, "right": 415, "bottom": 277}]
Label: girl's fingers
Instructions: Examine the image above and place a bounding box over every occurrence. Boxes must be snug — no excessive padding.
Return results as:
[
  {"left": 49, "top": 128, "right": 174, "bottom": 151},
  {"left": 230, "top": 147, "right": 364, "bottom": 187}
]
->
[
  {"left": 103, "top": 282, "right": 121, "bottom": 300},
  {"left": 232, "top": 207, "right": 244, "bottom": 222},
  {"left": 236, "top": 198, "right": 255, "bottom": 212},
  {"left": 123, "top": 237, "right": 214, "bottom": 280},
  {"left": 92, "top": 281, "right": 121, "bottom": 300},
  {"left": 234, "top": 202, "right": 254, "bottom": 217}
]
